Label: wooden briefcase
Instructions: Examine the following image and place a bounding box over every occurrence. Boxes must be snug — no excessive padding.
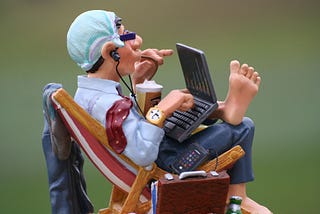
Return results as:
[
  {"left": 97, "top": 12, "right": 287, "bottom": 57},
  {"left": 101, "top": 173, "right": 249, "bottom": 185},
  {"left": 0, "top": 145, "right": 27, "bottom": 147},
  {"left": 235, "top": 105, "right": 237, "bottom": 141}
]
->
[{"left": 152, "top": 170, "right": 230, "bottom": 214}]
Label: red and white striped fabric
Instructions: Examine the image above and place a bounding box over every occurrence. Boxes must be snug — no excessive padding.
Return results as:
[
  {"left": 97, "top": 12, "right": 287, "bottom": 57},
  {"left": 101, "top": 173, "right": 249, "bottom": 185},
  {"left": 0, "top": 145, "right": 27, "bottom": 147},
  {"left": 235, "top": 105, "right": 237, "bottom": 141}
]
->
[{"left": 51, "top": 95, "right": 151, "bottom": 203}]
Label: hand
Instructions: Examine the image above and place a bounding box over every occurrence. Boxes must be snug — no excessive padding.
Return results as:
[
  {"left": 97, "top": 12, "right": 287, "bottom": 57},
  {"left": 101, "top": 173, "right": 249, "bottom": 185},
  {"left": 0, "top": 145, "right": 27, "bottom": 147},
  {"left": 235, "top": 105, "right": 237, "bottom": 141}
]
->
[
  {"left": 133, "top": 49, "right": 173, "bottom": 85},
  {"left": 141, "top": 49, "right": 174, "bottom": 66},
  {"left": 158, "top": 89, "right": 194, "bottom": 117}
]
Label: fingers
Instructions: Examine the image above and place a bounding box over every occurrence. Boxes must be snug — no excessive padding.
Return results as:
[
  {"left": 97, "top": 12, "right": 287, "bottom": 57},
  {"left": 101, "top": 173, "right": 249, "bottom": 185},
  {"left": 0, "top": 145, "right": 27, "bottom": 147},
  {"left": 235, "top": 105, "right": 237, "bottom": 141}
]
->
[
  {"left": 150, "top": 49, "right": 170, "bottom": 65},
  {"left": 158, "top": 90, "right": 194, "bottom": 116},
  {"left": 178, "top": 93, "right": 194, "bottom": 111},
  {"left": 134, "top": 48, "right": 173, "bottom": 84},
  {"left": 173, "top": 90, "right": 194, "bottom": 111},
  {"left": 180, "top": 88, "right": 191, "bottom": 94},
  {"left": 134, "top": 60, "right": 157, "bottom": 81},
  {"left": 141, "top": 48, "right": 174, "bottom": 65},
  {"left": 158, "top": 49, "right": 174, "bottom": 57}
]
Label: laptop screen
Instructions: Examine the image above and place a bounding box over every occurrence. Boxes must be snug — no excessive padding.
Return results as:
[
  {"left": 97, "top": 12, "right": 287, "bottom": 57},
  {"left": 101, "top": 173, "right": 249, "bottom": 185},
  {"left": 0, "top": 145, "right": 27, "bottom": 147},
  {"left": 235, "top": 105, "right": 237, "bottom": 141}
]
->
[{"left": 176, "top": 43, "right": 217, "bottom": 103}]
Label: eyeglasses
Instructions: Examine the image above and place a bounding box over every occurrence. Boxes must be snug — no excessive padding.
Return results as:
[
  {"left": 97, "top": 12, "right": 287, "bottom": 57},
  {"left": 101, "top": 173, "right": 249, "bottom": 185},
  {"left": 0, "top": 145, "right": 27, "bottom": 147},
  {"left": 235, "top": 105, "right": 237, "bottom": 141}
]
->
[
  {"left": 115, "top": 17, "right": 136, "bottom": 42},
  {"left": 120, "top": 30, "right": 136, "bottom": 42}
]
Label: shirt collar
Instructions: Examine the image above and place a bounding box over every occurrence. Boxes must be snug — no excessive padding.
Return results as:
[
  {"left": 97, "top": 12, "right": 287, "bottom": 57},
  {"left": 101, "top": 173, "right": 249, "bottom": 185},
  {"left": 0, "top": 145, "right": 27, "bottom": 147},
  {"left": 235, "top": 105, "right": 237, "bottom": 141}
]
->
[{"left": 77, "top": 75, "right": 122, "bottom": 95}]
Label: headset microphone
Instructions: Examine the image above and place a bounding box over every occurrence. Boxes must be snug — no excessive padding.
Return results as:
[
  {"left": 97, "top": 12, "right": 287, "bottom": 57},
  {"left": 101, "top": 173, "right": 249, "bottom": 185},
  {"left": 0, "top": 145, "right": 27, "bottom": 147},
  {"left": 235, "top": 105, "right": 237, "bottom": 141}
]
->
[
  {"left": 111, "top": 46, "right": 145, "bottom": 117},
  {"left": 110, "top": 49, "right": 120, "bottom": 62}
]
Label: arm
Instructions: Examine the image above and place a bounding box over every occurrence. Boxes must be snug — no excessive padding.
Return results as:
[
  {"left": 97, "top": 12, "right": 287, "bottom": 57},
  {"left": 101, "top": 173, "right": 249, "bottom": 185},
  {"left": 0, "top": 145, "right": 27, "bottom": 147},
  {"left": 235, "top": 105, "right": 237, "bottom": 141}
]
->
[
  {"left": 90, "top": 94, "right": 165, "bottom": 167},
  {"left": 146, "top": 89, "right": 194, "bottom": 128}
]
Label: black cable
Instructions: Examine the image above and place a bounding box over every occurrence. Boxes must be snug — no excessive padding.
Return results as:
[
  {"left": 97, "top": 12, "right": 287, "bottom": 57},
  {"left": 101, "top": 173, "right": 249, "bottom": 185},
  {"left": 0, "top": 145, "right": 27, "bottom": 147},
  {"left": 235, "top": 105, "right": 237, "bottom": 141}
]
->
[
  {"left": 115, "top": 61, "right": 146, "bottom": 118},
  {"left": 208, "top": 147, "right": 219, "bottom": 171}
]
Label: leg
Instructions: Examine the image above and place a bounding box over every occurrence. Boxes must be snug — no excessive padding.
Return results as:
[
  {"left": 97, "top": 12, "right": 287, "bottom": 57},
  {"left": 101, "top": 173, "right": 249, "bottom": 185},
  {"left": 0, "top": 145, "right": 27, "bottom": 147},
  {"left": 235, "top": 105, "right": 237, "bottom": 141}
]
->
[
  {"left": 42, "top": 83, "right": 94, "bottom": 214},
  {"left": 156, "top": 117, "right": 255, "bottom": 181},
  {"left": 211, "top": 60, "right": 261, "bottom": 125},
  {"left": 199, "top": 119, "right": 272, "bottom": 213},
  {"left": 199, "top": 117, "right": 255, "bottom": 184},
  {"left": 157, "top": 118, "right": 272, "bottom": 214}
]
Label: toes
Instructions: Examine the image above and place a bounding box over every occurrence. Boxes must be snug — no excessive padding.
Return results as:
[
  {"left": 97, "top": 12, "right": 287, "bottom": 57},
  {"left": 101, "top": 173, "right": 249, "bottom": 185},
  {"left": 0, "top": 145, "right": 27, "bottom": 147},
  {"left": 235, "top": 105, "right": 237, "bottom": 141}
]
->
[
  {"left": 230, "top": 60, "right": 240, "bottom": 74},
  {"left": 251, "top": 71, "right": 259, "bottom": 81},
  {"left": 240, "top": 64, "right": 249, "bottom": 75},
  {"left": 252, "top": 70, "right": 261, "bottom": 87},
  {"left": 246, "top": 66, "right": 254, "bottom": 78},
  {"left": 255, "top": 76, "right": 261, "bottom": 87},
  {"left": 251, "top": 70, "right": 261, "bottom": 85}
]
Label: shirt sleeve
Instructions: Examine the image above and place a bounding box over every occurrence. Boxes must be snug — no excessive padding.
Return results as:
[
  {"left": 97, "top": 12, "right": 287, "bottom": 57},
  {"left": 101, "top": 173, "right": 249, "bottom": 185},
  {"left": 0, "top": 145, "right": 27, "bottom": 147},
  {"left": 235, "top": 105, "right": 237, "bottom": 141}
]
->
[
  {"left": 122, "top": 110, "right": 165, "bottom": 167},
  {"left": 91, "top": 94, "right": 165, "bottom": 167}
]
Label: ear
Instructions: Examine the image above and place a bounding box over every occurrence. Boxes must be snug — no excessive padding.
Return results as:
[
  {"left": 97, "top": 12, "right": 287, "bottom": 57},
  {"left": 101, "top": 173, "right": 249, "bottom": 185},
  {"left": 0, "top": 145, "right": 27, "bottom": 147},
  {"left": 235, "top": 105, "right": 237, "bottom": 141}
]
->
[{"left": 101, "top": 42, "right": 116, "bottom": 60}]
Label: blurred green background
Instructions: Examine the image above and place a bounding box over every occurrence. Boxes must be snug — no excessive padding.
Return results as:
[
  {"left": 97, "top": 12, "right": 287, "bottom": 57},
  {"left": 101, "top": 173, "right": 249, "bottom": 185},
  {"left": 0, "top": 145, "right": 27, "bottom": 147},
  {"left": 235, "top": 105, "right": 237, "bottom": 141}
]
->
[{"left": 0, "top": 0, "right": 319, "bottom": 213}]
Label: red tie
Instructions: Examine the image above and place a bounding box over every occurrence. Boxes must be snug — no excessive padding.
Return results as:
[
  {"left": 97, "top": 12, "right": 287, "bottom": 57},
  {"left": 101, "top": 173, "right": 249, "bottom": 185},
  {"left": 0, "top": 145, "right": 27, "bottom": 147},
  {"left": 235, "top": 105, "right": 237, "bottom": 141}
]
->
[{"left": 105, "top": 96, "right": 133, "bottom": 154}]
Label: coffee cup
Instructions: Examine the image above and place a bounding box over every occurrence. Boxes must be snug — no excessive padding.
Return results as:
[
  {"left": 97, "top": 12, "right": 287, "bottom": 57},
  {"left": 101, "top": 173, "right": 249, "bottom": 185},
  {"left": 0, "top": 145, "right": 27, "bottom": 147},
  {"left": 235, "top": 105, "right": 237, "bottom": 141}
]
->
[{"left": 136, "top": 80, "right": 163, "bottom": 116}]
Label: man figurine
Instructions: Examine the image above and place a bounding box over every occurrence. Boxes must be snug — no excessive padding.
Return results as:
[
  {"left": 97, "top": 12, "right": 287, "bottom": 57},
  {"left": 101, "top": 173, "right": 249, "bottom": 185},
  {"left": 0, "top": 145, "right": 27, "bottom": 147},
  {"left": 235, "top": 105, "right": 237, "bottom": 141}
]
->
[{"left": 65, "top": 10, "right": 272, "bottom": 213}]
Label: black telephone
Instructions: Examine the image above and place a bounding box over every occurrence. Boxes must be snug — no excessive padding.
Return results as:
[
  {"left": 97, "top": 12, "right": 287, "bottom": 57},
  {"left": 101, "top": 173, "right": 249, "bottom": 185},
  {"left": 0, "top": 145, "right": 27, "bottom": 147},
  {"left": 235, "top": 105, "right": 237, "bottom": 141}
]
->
[{"left": 171, "top": 142, "right": 209, "bottom": 174}]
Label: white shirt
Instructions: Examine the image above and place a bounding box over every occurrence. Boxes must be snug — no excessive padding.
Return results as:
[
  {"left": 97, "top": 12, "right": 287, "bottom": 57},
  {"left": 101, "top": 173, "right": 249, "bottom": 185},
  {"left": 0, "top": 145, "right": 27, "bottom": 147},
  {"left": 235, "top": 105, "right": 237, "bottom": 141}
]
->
[{"left": 74, "top": 75, "right": 164, "bottom": 167}]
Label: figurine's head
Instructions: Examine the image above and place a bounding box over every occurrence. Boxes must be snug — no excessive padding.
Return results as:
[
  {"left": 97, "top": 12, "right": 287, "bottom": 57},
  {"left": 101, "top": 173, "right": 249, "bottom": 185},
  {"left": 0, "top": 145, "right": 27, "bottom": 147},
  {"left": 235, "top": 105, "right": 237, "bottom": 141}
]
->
[{"left": 67, "top": 10, "right": 124, "bottom": 72}]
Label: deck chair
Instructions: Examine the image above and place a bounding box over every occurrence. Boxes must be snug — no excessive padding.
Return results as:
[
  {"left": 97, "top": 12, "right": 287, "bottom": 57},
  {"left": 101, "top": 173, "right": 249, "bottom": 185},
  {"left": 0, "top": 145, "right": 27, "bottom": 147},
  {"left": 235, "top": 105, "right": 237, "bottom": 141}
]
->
[{"left": 48, "top": 86, "right": 247, "bottom": 214}]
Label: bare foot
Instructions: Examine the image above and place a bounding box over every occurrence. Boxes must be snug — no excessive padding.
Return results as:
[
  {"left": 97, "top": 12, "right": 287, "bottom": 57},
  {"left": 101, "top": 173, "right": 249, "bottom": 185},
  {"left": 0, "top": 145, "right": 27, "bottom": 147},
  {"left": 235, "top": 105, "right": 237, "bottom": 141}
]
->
[
  {"left": 227, "top": 183, "right": 272, "bottom": 214},
  {"left": 211, "top": 60, "right": 261, "bottom": 125},
  {"left": 241, "top": 197, "right": 273, "bottom": 214}
]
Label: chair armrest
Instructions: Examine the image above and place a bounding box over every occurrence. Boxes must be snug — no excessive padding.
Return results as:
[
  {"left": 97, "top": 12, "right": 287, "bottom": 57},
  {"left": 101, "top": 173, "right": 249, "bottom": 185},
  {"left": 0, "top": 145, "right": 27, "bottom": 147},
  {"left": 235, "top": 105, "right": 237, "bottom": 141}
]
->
[{"left": 199, "top": 145, "right": 245, "bottom": 172}]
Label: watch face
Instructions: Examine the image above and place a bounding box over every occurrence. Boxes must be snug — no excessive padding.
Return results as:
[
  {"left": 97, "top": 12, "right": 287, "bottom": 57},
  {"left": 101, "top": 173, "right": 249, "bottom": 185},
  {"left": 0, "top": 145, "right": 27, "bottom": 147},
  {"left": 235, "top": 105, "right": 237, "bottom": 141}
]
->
[{"left": 150, "top": 109, "right": 161, "bottom": 120}]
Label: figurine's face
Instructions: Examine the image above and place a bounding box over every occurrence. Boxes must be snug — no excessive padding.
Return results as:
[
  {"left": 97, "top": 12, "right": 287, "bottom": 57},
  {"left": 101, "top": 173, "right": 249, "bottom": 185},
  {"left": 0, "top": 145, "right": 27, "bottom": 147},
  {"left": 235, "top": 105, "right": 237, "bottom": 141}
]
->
[{"left": 117, "top": 25, "right": 143, "bottom": 75}]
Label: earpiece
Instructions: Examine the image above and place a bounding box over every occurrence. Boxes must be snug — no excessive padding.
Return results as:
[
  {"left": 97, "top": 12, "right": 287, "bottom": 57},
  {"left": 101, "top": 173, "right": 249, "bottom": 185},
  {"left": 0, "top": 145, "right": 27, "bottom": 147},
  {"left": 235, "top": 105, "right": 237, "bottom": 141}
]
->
[{"left": 110, "top": 49, "right": 120, "bottom": 62}]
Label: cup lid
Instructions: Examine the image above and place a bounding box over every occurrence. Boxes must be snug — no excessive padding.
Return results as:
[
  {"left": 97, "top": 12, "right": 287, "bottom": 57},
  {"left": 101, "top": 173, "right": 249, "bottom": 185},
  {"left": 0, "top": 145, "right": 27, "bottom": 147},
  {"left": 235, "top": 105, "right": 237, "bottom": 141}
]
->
[{"left": 136, "top": 80, "right": 163, "bottom": 92}]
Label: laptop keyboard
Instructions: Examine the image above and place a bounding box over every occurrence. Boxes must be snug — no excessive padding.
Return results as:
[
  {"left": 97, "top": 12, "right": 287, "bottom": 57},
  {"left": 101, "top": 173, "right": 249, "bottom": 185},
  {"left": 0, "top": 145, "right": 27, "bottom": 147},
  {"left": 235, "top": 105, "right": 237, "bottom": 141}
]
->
[{"left": 164, "top": 99, "right": 210, "bottom": 133}]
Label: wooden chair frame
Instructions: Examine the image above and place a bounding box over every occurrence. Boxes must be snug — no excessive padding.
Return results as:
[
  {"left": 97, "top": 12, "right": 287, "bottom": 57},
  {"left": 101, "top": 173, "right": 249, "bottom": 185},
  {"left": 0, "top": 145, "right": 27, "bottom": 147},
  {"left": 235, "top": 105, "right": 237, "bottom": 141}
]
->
[{"left": 51, "top": 88, "right": 246, "bottom": 214}]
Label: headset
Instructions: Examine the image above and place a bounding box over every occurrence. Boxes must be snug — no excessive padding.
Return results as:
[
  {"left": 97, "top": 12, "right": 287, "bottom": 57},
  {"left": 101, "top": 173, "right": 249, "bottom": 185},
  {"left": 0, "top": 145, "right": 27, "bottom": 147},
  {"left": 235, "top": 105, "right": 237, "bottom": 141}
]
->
[
  {"left": 110, "top": 46, "right": 145, "bottom": 117},
  {"left": 110, "top": 48, "right": 120, "bottom": 62},
  {"left": 110, "top": 31, "right": 136, "bottom": 62}
]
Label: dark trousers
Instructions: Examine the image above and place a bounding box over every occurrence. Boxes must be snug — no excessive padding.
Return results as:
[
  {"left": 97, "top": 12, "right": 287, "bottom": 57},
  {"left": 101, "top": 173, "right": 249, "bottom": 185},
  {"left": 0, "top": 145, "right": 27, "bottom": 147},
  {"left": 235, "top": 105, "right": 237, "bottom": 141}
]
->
[
  {"left": 156, "top": 117, "right": 255, "bottom": 184},
  {"left": 42, "top": 83, "right": 93, "bottom": 214}
]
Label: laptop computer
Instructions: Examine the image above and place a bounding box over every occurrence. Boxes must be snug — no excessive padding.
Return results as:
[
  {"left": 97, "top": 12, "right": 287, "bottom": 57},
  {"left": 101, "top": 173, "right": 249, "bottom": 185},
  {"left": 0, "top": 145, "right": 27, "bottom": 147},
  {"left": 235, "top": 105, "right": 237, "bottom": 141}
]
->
[{"left": 163, "top": 43, "right": 218, "bottom": 142}]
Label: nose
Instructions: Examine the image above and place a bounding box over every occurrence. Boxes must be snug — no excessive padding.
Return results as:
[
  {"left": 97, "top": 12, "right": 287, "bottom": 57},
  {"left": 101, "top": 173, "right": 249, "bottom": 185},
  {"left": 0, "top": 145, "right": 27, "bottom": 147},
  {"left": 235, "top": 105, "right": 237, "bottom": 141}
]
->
[{"left": 131, "top": 34, "right": 142, "bottom": 49}]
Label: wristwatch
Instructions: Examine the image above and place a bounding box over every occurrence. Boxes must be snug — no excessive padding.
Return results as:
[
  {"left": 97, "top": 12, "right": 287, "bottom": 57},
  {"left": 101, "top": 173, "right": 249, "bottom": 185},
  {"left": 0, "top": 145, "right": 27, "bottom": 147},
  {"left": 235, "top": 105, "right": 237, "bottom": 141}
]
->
[{"left": 146, "top": 106, "right": 166, "bottom": 127}]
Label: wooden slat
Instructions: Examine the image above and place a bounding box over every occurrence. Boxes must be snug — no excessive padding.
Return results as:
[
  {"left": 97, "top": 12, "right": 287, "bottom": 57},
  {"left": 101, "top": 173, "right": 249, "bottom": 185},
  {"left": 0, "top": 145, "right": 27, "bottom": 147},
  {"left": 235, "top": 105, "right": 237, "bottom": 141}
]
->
[
  {"left": 200, "top": 145, "right": 245, "bottom": 172},
  {"left": 52, "top": 88, "right": 247, "bottom": 214}
]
